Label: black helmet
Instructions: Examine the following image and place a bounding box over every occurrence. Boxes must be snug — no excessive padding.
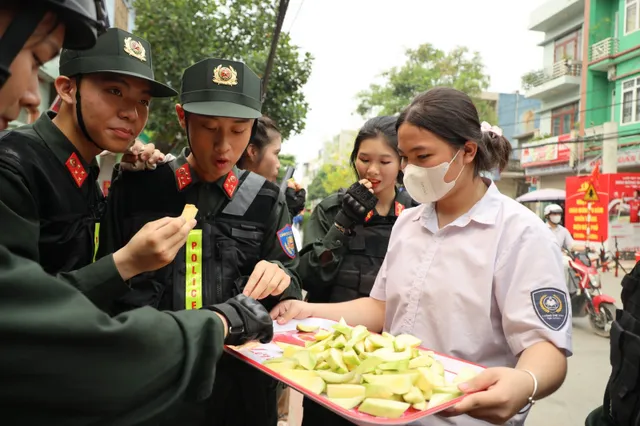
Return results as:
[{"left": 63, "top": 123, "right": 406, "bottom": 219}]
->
[{"left": 0, "top": 0, "right": 109, "bottom": 89}]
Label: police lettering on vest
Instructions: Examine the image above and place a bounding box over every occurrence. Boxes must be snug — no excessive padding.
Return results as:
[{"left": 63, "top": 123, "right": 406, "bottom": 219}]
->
[{"left": 101, "top": 152, "right": 295, "bottom": 314}]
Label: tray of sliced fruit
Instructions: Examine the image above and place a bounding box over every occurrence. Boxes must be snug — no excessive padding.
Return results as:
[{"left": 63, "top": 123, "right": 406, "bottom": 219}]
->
[{"left": 224, "top": 318, "right": 484, "bottom": 425}]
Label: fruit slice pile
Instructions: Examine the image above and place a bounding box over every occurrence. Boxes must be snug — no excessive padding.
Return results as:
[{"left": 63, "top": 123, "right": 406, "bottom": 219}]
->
[{"left": 264, "top": 319, "right": 479, "bottom": 419}]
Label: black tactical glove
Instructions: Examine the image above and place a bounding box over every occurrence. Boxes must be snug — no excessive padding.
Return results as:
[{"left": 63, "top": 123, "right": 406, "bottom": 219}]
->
[
  {"left": 286, "top": 187, "right": 306, "bottom": 218},
  {"left": 207, "top": 294, "right": 274, "bottom": 346},
  {"left": 334, "top": 182, "right": 378, "bottom": 231}
]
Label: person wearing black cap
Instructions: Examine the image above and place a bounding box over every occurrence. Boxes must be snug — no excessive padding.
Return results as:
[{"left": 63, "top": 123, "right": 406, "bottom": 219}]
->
[
  {"left": 98, "top": 57, "right": 303, "bottom": 425},
  {"left": 0, "top": 27, "right": 189, "bottom": 310},
  {"left": 0, "top": 0, "right": 108, "bottom": 128},
  {"left": 0, "top": 3, "right": 274, "bottom": 425}
]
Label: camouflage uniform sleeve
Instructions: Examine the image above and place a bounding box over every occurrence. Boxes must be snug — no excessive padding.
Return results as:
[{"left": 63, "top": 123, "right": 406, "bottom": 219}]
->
[
  {"left": 297, "top": 194, "right": 351, "bottom": 296},
  {"left": 260, "top": 192, "right": 303, "bottom": 309},
  {"left": 0, "top": 244, "right": 225, "bottom": 425}
]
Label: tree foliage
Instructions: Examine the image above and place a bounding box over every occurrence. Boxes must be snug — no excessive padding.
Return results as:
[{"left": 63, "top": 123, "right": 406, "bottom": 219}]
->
[
  {"left": 356, "top": 43, "right": 496, "bottom": 124},
  {"left": 307, "top": 166, "right": 330, "bottom": 202},
  {"left": 133, "top": 0, "right": 313, "bottom": 153},
  {"left": 277, "top": 153, "right": 296, "bottom": 181}
]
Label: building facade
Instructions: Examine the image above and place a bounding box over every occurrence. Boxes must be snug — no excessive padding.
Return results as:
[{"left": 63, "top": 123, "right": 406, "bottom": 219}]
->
[
  {"left": 584, "top": 0, "right": 640, "bottom": 174},
  {"left": 522, "top": 0, "right": 586, "bottom": 191},
  {"left": 479, "top": 92, "right": 540, "bottom": 198}
]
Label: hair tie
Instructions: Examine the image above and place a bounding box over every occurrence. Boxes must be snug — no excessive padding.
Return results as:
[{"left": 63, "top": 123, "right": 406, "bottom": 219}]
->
[{"left": 481, "top": 121, "right": 503, "bottom": 137}]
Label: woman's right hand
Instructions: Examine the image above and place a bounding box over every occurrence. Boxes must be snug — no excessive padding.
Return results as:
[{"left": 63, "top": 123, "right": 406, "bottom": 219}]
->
[
  {"left": 334, "top": 180, "right": 378, "bottom": 231},
  {"left": 270, "top": 300, "right": 314, "bottom": 324}
]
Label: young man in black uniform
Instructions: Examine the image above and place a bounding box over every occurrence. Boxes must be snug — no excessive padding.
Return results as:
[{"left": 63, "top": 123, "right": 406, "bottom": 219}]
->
[
  {"left": 0, "top": 2, "right": 275, "bottom": 425},
  {"left": 98, "top": 57, "right": 303, "bottom": 426},
  {"left": 0, "top": 27, "right": 183, "bottom": 309}
]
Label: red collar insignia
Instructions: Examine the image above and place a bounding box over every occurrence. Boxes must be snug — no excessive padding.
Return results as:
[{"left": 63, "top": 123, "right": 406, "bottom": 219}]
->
[
  {"left": 364, "top": 210, "right": 374, "bottom": 222},
  {"left": 395, "top": 201, "right": 405, "bottom": 217},
  {"left": 65, "top": 152, "right": 87, "bottom": 188},
  {"left": 176, "top": 163, "right": 192, "bottom": 191},
  {"left": 223, "top": 171, "right": 238, "bottom": 198}
]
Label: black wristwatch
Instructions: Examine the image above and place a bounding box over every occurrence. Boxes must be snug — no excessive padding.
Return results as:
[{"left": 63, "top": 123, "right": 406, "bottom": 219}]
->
[{"left": 209, "top": 303, "right": 245, "bottom": 343}]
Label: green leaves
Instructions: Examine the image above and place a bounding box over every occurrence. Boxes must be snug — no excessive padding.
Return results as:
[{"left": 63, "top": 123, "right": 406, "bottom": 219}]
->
[
  {"left": 134, "top": 0, "right": 313, "bottom": 153},
  {"left": 355, "top": 43, "right": 491, "bottom": 119},
  {"left": 277, "top": 153, "right": 297, "bottom": 181}
]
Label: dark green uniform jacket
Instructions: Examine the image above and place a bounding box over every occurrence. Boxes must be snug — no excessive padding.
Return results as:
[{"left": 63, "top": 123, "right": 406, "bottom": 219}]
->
[
  {"left": 0, "top": 243, "right": 226, "bottom": 426},
  {"left": 299, "top": 188, "right": 416, "bottom": 303},
  {"left": 0, "top": 112, "right": 127, "bottom": 309},
  {"left": 97, "top": 148, "right": 302, "bottom": 426}
]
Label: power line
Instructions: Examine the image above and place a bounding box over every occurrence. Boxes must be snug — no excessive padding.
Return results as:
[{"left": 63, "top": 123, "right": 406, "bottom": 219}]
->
[
  {"left": 511, "top": 128, "right": 640, "bottom": 151},
  {"left": 286, "top": 0, "right": 305, "bottom": 33},
  {"left": 495, "top": 97, "right": 638, "bottom": 130},
  {"left": 494, "top": 80, "right": 626, "bottom": 114}
]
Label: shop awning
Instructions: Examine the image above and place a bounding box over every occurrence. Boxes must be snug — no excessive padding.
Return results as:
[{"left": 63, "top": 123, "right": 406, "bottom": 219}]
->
[{"left": 516, "top": 188, "right": 565, "bottom": 203}]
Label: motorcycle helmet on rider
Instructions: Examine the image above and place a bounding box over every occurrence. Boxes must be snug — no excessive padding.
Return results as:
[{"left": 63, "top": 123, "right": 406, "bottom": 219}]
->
[
  {"left": 0, "top": 0, "right": 109, "bottom": 89},
  {"left": 544, "top": 203, "right": 564, "bottom": 225}
]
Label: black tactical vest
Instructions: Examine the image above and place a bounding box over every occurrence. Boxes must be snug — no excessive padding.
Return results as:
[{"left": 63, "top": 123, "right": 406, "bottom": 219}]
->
[
  {"left": 605, "top": 262, "right": 640, "bottom": 426},
  {"left": 328, "top": 190, "right": 414, "bottom": 303},
  {"left": 0, "top": 126, "right": 104, "bottom": 275},
  {"left": 109, "top": 164, "right": 281, "bottom": 314}
]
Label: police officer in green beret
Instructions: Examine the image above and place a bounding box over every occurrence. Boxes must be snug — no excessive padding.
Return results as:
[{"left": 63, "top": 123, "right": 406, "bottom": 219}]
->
[
  {"left": 0, "top": 27, "right": 193, "bottom": 309},
  {"left": 98, "top": 57, "right": 303, "bottom": 425},
  {"left": 0, "top": 3, "right": 274, "bottom": 425}
]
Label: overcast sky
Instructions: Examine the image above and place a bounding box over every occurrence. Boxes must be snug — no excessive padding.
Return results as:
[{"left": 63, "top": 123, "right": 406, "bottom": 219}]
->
[{"left": 279, "top": 0, "right": 550, "bottom": 178}]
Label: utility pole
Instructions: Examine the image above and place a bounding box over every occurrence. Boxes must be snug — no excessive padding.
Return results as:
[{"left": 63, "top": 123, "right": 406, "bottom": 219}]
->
[{"left": 262, "top": 0, "right": 290, "bottom": 102}]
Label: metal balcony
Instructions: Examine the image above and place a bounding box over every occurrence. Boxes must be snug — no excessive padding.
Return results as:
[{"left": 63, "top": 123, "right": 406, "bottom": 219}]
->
[
  {"left": 525, "top": 60, "right": 582, "bottom": 99},
  {"left": 590, "top": 37, "right": 619, "bottom": 62}
]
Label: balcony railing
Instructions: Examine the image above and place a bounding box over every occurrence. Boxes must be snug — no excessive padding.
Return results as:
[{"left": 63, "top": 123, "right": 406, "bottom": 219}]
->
[
  {"left": 590, "top": 37, "right": 619, "bottom": 62},
  {"left": 525, "top": 59, "right": 582, "bottom": 88}
]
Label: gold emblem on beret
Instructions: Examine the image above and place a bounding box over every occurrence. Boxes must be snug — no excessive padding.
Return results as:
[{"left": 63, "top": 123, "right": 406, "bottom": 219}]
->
[
  {"left": 124, "top": 37, "right": 147, "bottom": 62},
  {"left": 213, "top": 65, "right": 238, "bottom": 86}
]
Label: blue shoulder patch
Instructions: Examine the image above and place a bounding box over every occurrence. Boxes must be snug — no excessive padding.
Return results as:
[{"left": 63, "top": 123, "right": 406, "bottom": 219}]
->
[
  {"left": 531, "top": 288, "right": 569, "bottom": 331},
  {"left": 277, "top": 224, "right": 296, "bottom": 259}
]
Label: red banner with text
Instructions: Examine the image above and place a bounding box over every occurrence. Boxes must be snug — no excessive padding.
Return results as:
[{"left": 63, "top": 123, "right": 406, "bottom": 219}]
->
[
  {"left": 565, "top": 176, "right": 609, "bottom": 243},
  {"left": 565, "top": 173, "right": 640, "bottom": 251}
]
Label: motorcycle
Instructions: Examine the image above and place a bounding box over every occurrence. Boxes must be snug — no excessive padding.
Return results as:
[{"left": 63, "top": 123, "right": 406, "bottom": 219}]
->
[{"left": 563, "top": 248, "right": 617, "bottom": 337}]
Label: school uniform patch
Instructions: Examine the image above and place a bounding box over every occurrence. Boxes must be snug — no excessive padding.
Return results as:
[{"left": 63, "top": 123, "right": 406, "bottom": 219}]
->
[
  {"left": 277, "top": 224, "right": 296, "bottom": 259},
  {"left": 531, "top": 288, "right": 569, "bottom": 331}
]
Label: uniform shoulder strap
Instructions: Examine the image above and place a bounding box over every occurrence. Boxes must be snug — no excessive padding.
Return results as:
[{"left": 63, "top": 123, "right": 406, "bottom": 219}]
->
[{"left": 222, "top": 170, "right": 267, "bottom": 216}]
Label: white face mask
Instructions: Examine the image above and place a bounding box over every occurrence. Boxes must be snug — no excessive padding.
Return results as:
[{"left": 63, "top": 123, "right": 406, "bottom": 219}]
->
[
  {"left": 549, "top": 214, "right": 562, "bottom": 224},
  {"left": 403, "top": 150, "right": 465, "bottom": 204}
]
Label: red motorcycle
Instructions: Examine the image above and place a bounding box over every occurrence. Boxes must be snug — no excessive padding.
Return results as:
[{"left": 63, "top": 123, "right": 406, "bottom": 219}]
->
[{"left": 564, "top": 249, "right": 617, "bottom": 337}]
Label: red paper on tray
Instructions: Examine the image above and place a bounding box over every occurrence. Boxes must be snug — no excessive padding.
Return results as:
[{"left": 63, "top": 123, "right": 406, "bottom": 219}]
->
[{"left": 225, "top": 318, "right": 485, "bottom": 426}]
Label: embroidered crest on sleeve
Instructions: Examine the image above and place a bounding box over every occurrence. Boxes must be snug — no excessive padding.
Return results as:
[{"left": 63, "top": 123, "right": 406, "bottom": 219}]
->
[
  {"left": 531, "top": 288, "right": 569, "bottom": 331},
  {"left": 277, "top": 224, "right": 296, "bottom": 259}
]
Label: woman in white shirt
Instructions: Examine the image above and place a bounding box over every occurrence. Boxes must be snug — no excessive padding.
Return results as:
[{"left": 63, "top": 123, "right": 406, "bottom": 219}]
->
[{"left": 271, "top": 87, "right": 571, "bottom": 426}]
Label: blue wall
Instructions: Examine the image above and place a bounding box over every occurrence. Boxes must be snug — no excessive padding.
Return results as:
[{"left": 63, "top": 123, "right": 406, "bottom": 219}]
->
[
  {"left": 497, "top": 93, "right": 541, "bottom": 144},
  {"left": 497, "top": 93, "right": 541, "bottom": 162}
]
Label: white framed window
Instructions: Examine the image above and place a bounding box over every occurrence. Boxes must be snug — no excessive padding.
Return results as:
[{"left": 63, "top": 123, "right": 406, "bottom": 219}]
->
[
  {"left": 620, "top": 76, "right": 640, "bottom": 125},
  {"left": 625, "top": 0, "right": 639, "bottom": 35}
]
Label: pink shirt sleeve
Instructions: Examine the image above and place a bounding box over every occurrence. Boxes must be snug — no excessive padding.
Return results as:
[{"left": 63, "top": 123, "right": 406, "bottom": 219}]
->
[{"left": 493, "top": 226, "right": 573, "bottom": 357}]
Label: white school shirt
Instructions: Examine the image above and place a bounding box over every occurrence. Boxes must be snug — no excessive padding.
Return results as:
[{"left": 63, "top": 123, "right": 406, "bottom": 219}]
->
[
  {"left": 369, "top": 181, "right": 572, "bottom": 426},
  {"left": 548, "top": 223, "right": 575, "bottom": 251}
]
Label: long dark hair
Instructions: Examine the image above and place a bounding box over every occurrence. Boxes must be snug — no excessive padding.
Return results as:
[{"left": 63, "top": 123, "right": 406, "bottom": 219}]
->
[
  {"left": 237, "top": 115, "right": 280, "bottom": 169},
  {"left": 350, "top": 115, "right": 402, "bottom": 183},
  {"left": 396, "top": 87, "right": 512, "bottom": 174}
]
